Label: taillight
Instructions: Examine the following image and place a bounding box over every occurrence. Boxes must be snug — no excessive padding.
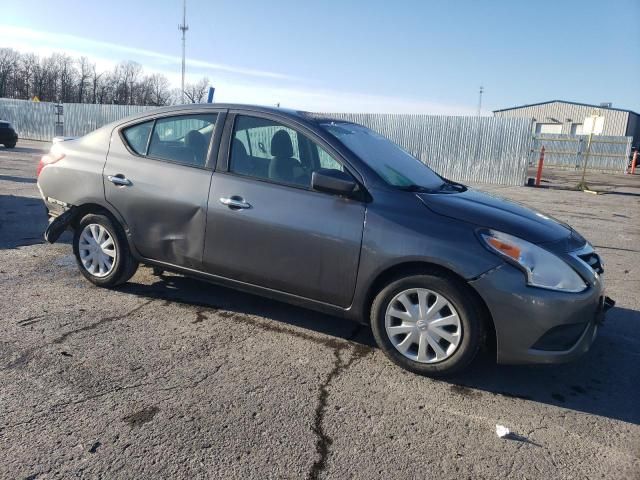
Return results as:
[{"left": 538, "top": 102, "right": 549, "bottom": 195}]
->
[{"left": 37, "top": 151, "right": 65, "bottom": 177}]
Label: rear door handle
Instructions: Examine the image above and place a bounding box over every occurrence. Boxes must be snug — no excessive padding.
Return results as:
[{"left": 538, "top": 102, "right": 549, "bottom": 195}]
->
[
  {"left": 219, "top": 196, "right": 251, "bottom": 209},
  {"left": 108, "top": 174, "right": 132, "bottom": 186}
]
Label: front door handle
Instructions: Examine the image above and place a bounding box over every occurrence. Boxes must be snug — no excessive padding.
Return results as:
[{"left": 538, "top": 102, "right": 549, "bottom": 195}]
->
[
  {"left": 219, "top": 196, "right": 251, "bottom": 209},
  {"left": 108, "top": 174, "right": 132, "bottom": 186}
]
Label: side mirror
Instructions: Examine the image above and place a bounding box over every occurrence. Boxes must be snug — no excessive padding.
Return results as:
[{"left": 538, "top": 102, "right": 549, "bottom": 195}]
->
[{"left": 311, "top": 169, "right": 358, "bottom": 196}]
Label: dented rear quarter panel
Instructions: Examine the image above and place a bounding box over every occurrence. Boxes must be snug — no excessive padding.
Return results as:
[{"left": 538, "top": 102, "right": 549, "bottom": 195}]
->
[{"left": 37, "top": 126, "right": 113, "bottom": 209}]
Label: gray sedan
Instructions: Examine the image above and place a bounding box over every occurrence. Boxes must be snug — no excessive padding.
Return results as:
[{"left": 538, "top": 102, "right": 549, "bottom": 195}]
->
[{"left": 37, "top": 104, "right": 613, "bottom": 376}]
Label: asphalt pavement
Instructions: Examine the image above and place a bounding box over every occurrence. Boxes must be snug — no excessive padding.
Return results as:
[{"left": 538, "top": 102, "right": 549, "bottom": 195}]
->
[{"left": 1, "top": 140, "right": 639, "bottom": 479}]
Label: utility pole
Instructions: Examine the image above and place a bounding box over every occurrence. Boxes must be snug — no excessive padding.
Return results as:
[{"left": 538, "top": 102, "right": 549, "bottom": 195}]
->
[
  {"left": 178, "top": 0, "right": 189, "bottom": 104},
  {"left": 477, "top": 86, "right": 484, "bottom": 116}
]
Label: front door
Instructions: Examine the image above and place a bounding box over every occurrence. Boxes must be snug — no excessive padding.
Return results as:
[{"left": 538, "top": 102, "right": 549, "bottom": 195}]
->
[
  {"left": 104, "top": 112, "right": 219, "bottom": 268},
  {"left": 203, "top": 114, "right": 366, "bottom": 307}
]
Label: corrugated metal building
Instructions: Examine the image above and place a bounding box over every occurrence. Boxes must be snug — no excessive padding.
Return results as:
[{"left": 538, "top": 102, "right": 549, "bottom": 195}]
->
[{"left": 493, "top": 100, "right": 640, "bottom": 147}]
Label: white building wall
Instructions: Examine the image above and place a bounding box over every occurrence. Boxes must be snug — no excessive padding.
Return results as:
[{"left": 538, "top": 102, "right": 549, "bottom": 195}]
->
[{"left": 494, "top": 101, "right": 629, "bottom": 137}]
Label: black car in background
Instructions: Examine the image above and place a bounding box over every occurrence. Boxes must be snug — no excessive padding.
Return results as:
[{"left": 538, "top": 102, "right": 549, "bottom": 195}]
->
[{"left": 0, "top": 120, "right": 18, "bottom": 148}]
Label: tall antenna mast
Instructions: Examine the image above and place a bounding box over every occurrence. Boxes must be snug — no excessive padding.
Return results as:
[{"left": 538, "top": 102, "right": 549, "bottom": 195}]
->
[
  {"left": 477, "top": 85, "right": 484, "bottom": 116},
  {"left": 179, "top": 0, "right": 189, "bottom": 104}
]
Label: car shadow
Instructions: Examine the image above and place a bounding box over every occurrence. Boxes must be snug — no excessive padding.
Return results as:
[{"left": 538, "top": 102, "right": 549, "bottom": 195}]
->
[
  {"left": 0, "top": 194, "right": 48, "bottom": 249},
  {"left": 0, "top": 193, "right": 71, "bottom": 249},
  {"left": 0, "top": 175, "right": 37, "bottom": 184},
  {"left": 2, "top": 144, "right": 49, "bottom": 155},
  {"left": 117, "top": 271, "right": 640, "bottom": 426},
  {"left": 117, "top": 272, "right": 377, "bottom": 347}
]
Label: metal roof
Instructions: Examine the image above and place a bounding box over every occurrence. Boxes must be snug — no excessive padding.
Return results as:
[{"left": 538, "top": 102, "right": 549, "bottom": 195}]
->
[{"left": 493, "top": 100, "right": 639, "bottom": 117}]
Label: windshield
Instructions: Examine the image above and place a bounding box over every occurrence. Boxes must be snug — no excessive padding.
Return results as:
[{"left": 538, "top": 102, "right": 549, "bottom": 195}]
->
[{"left": 319, "top": 121, "right": 444, "bottom": 190}]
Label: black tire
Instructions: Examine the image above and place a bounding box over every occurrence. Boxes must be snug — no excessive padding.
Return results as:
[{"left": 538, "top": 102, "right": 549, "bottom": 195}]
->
[
  {"left": 72, "top": 213, "right": 138, "bottom": 287},
  {"left": 370, "top": 273, "right": 484, "bottom": 377},
  {"left": 4, "top": 142, "right": 16, "bottom": 148}
]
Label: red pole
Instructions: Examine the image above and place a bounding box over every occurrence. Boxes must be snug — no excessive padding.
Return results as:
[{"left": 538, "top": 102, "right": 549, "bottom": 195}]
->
[
  {"left": 631, "top": 150, "right": 638, "bottom": 175},
  {"left": 535, "top": 146, "right": 545, "bottom": 187}
]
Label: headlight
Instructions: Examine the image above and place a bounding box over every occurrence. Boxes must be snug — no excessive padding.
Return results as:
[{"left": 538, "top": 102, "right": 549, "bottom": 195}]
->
[{"left": 479, "top": 229, "right": 587, "bottom": 293}]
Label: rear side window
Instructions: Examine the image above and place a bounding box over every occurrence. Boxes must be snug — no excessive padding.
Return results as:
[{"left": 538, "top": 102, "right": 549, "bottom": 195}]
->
[
  {"left": 148, "top": 114, "right": 217, "bottom": 167},
  {"left": 122, "top": 114, "right": 218, "bottom": 167},
  {"left": 122, "top": 121, "right": 153, "bottom": 154}
]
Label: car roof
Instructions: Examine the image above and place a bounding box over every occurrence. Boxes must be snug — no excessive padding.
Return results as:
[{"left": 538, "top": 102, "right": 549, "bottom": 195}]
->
[
  {"left": 142, "top": 103, "right": 302, "bottom": 117},
  {"left": 135, "top": 103, "right": 348, "bottom": 125}
]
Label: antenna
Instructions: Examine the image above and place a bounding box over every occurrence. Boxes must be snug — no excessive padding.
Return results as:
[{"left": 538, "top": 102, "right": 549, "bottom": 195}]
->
[
  {"left": 477, "top": 85, "right": 484, "bottom": 117},
  {"left": 178, "top": 0, "right": 189, "bottom": 104}
]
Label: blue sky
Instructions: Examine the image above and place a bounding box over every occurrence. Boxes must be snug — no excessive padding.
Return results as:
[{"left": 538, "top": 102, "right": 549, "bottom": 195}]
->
[{"left": 1, "top": 0, "right": 639, "bottom": 113}]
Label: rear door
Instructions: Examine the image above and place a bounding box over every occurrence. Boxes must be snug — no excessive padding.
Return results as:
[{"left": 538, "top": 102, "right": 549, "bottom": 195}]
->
[
  {"left": 104, "top": 111, "right": 223, "bottom": 269},
  {"left": 203, "top": 113, "right": 366, "bottom": 307}
]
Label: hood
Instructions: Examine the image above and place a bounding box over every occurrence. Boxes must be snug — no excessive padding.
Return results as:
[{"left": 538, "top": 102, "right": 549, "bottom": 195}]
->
[{"left": 417, "top": 188, "right": 572, "bottom": 244}]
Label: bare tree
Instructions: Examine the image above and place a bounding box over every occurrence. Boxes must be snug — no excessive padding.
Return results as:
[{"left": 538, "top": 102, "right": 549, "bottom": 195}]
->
[
  {"left": 90, "top": 63, "right": 103, "bottom": 104},
  {"left": 0, "top": 48, "right": 181, "bottom": 106},
  {"left": 183, "top": 77, "right": 210, "bottom": 104},
  {"left": 96, "top": 72, "right": 116, "bottom": 105},
  {"left": 31, "top": 56, "right": 46, "bottom": 100},
  {"left": 77, "top": 57, "right": 92, "bottom": 103},
  {"left": 145, "top": 74, "right": 172, "bottom": 106},
  {"left": 0, "top": 48, "right": 20, "bottom": 98},
  {"left": 15, "top": 53, "right": 38, "bottom": 99},
  {"left": 40, "top": 54, "right": 60, "bottom": 102},
  {"left": 111, "top": 61, "right": 142, "bottom": 104},
  {"left": 54, "top": 53, "right": 77, "bottom": 102}
]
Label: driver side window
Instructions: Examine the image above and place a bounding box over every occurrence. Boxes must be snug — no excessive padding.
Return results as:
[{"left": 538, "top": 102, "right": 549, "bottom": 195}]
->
[{"left": 229, "top": 115, "right": 347, "bottom": 188}]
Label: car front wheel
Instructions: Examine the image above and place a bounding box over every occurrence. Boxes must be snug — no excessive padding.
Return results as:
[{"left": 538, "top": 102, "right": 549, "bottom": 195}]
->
[
  {"left": 371, "top": 273, "right": 484, "bottom": 376},
  {"left": 72, "top": 213, "right": 138, "bottom": 287}
]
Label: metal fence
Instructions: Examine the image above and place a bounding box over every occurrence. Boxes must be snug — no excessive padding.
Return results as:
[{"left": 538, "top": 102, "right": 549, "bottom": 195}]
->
[
  {"left": 0, "top": 98, "right": 154, "bottom": 141},
  {"left": 0, "top": 98, "right": 55, "bottom": 141},
  {"left": 63, "top": 103, "right": 153, "bottom": 137},
  {"left": 322, "top": 114, "right": 533, "bottom": 185},
  {"left": 1, "top": 98, "right": 536, "bottom": 185},
  {"left": 531, "top": 134, "right": 632, "bottom": 172}
]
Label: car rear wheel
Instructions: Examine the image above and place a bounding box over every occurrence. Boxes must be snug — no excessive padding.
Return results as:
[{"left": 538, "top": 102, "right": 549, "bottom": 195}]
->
[
  {"left": 4, "top": 142, "right": 16, "bottom": 148},
  {"left": 73, "top": 213, "right": 138, "bottom": 287},
  {"left": 370, "top": 273, "right": 484, "bottom": 376}
]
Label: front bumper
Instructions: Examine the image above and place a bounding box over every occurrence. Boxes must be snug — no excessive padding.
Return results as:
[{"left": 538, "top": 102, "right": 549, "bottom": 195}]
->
[{"left": 470, "top": 263, "right": 612, "bottom": 365}]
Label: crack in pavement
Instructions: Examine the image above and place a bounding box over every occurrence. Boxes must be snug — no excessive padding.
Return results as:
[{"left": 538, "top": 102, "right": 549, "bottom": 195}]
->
[
  {"left": 2, "top": 372, "right": 219, "bottom": 432},
  {"left": 141, "top": 297, "right": 377, "bottom": 479},
  {"left": 51, "top": 300, "right": 154, "bottom": 345},
  {"left": 157, "top": 372, "right": 215, "bottom": 392},
  {"left": 307, "top": 341, "right": 372, "bottom": 480},
  {"left": 3, "top": 300, "right": 155, "bottom": 370},
  {"left": 16, "top": 314, "right": 48, "bottom": 327},
  {"left": 6, "top": 286, "right": 377, "bottom": 479}
]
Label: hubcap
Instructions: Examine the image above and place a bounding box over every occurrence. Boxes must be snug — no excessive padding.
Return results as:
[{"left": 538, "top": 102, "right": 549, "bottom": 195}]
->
[
  {"left": 385, "top": 288, "right": 462, "bottom": 364},
  {"left": 78, "top": 224, "right": 116, "bottom": 278}
]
